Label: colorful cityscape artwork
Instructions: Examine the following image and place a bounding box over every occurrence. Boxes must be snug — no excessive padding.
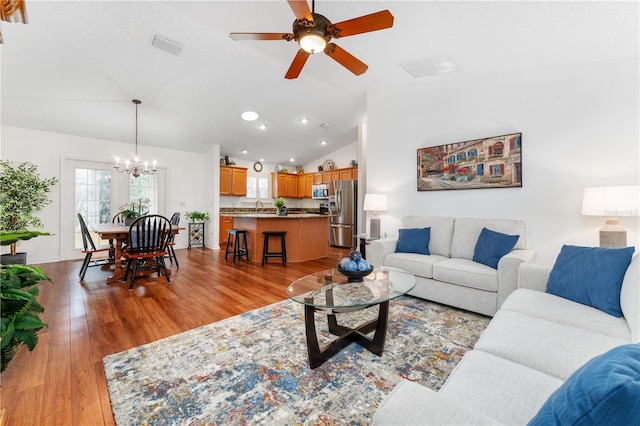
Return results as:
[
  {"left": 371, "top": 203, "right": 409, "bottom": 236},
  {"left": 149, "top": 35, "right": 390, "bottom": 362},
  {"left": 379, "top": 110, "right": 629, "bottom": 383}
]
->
[{"left": 417, "top": 133, "right": 522, "bottom": 191}]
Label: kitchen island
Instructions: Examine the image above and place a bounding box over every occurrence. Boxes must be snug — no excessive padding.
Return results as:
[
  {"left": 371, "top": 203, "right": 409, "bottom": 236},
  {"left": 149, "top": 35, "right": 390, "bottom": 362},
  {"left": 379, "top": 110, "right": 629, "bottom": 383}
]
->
[{"left": 221, "top": 213, "right": 329, "bottom": 263}]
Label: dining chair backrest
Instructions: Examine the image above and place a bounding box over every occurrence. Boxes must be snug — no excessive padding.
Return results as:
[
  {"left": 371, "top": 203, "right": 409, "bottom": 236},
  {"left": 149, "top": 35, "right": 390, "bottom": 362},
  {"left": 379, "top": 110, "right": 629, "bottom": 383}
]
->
[
  {"left": 169, "top": 212, "right": 180, "bottom": 226},
  {"left": 77, "top": 213, "right": 97, "bottom": 251},
  {"left": 112, "top": 211, "right": 126, "bottom": 224},
  {"left": 128, "top": 215, "right": 172, "bottom": 255}
]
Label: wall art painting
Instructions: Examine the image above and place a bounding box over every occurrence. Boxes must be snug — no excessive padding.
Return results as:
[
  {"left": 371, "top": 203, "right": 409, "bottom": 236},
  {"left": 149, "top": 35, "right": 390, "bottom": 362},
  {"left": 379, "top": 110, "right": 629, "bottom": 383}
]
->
[{"left": 417, "top": 133, "right": 522, "bottom": 191}]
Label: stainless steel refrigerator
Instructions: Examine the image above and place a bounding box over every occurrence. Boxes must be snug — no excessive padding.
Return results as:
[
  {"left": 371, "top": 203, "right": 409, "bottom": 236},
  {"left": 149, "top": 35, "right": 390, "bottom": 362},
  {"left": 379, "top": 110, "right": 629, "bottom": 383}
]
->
[{"left": 328, "top": 179, "right": 357, "bottom": 248}]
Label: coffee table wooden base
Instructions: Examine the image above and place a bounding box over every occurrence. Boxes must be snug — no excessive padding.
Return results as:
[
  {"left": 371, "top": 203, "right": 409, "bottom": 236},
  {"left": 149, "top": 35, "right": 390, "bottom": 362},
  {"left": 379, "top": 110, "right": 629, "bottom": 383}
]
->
[{"left": 304, "top": 300, "right": 389, "bottom": 369}]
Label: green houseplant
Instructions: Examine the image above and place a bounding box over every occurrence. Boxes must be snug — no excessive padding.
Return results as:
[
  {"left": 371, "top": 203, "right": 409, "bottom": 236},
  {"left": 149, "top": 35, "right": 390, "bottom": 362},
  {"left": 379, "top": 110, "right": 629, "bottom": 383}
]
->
[
  {"left": 0, "top": 160, "right": 58, "bottom": 264},
  {"left": 119, "top": 198, "right": 150, "bottom": 224},
  {"left": 185, "top": 211, "right": 210, "bottom": 222},
  {"left": 1, "top": 264, "right": 53, "bottom": 372}
]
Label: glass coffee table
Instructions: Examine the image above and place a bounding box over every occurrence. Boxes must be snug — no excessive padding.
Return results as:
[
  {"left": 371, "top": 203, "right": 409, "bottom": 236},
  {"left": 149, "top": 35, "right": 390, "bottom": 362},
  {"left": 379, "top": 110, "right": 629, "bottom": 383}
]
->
[{"left": 287, "top": 266, "right": 415, "bottom": 369}]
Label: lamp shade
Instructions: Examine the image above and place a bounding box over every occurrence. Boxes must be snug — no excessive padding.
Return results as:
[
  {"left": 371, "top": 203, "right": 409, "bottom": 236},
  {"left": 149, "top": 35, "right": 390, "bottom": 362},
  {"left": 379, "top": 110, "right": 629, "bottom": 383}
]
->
[
  {"left": 363, "top": 194, "right": 388, "bottom": 212},
  {"left": 582, "top": 186, "right": 640, "bottom": 217}
]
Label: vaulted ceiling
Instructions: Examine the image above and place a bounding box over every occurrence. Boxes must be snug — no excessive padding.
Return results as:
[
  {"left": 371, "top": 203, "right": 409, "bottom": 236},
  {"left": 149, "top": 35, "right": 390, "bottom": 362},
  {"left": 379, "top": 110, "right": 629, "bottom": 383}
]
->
[{"left": 2, "top": 1, "right": 637, "bottom": 166}]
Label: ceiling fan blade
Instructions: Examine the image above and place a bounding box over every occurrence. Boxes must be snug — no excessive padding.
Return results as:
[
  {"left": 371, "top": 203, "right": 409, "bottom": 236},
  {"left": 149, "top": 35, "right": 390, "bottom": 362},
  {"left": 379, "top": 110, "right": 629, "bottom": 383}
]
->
[
  {"left": 287, "top": 0, "right": 313, "bottom": 21},
  {"left": 324, "top": 43, "right": 368, "bottom": 76},
  {"left": 285, "top": 49, "right": 310, "bottom": 79},
  {"left": 331, "top": 10, "right": 394, "bottom": 38},
  {"left": 229, "top": 32, "right": 293, "bottom": 41}
]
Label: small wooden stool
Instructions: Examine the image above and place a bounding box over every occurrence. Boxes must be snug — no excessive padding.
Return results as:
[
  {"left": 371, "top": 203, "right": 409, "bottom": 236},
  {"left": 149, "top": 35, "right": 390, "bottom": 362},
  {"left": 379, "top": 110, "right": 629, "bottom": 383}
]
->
[
  {"left": 225, "top": 229, "right": 249, "bottom": 263},
  {"left": 262, "top": 231, "right": 287, "bottom": 266}
]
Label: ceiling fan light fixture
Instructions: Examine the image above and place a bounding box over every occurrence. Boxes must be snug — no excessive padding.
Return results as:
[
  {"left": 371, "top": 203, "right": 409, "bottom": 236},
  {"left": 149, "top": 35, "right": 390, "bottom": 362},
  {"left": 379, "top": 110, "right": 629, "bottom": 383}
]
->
[{"left": 299, "top": 33, "right": 326, "bottom": 54}]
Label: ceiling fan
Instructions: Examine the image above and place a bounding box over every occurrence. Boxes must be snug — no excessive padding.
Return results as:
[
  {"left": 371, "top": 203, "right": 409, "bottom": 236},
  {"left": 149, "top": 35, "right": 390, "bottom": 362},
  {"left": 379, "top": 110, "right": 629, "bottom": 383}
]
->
[{"left": 229, "top": 0, "right": 394, "bottom": 79}]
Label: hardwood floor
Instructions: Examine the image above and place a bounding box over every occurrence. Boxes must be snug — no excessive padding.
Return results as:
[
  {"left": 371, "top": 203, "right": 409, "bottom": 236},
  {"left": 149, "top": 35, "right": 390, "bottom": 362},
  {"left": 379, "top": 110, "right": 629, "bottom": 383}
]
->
[{"left": 1, "top": 246, "right": 351, "bottom": 425}]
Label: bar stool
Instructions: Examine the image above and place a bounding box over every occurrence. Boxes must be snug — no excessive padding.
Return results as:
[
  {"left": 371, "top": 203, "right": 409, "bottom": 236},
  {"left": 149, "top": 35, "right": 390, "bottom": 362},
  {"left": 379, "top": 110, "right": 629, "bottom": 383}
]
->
[
  {"left": 225, "top": 229, "right": 249, "bottom": 263},
  {"left": 262, "top": 231, "right": 287, "bottom": 266}
]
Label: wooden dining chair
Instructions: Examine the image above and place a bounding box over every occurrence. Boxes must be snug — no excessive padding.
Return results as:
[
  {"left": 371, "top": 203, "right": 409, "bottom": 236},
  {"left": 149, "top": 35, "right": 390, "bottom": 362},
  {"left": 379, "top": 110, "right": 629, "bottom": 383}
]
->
[
  {"left": 167, "top": 212, "right": 180, "bottom": 267},
  {"left": 122, "top": 215, "right": 172, "bottom": 291},
  {"left": 77, "top": 213, "right": 114, "bottom": 281}
]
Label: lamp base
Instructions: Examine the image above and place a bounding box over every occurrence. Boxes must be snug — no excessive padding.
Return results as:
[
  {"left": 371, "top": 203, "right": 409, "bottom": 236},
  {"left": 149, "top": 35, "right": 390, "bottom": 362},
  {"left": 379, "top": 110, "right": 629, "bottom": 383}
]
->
[
  {"left": 370, "top": 218, "right": 381, "bottom": 239},
  {"left": 599, "top": 219, "right": 627, "bottom": 248}
]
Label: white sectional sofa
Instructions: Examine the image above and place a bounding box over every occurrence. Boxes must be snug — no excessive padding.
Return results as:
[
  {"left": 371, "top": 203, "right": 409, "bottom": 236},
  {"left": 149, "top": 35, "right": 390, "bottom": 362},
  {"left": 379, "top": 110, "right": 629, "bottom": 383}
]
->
[
  {"left": 368, "top": 216, "right": 535, "bottom": 316},
  {"left": 373, "top": 252, "right": 640, "bottom": 425}
]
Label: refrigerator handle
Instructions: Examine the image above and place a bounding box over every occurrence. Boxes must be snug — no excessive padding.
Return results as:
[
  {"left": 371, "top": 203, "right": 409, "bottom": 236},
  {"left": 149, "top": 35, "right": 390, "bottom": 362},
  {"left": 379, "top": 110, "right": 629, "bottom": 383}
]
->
[{"left": 336, "top": 188, "right": 342, "bottom": 214}]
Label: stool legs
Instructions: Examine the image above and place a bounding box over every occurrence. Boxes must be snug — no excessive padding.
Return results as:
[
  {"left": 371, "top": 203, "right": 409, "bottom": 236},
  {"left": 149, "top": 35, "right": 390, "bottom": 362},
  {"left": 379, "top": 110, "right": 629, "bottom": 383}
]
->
[
  {"left": 225, "top": 230, "right": 249, "bottom": 263},
  {"left": 262, "top": 232, "right": 287, "bottom": 266}
]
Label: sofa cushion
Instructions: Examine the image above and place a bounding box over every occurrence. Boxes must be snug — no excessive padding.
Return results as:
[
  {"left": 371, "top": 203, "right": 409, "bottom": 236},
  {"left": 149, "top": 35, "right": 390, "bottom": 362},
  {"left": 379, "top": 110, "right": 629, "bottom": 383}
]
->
[
  {"left": 450, "top": 218, "right": 527, "bottom": 260},
  {"left": 401, "top": 216, "right": 455, "bottom": 257},
  {"left": 501, "top": 289, "right": 631, "bottom": 340},
  {"left": 384, "top": 253, "right": 448, "bottom": 279},
  {"left": 440, "top": 350, "right": 563, "bottom": 425},
  {"left": 433, "top": 258, "right": 498, "bottom": 292},
  {"left": 474, "top": 309, "right": 629, "bottom": 380},
  {"left": 620, "top": 254, "right": 639, "bottom": 342},
  {"left": 528, "top": 344, "right": 640, "bottom": 426},
  {"left": 472, "top": 227, "right": 520, "bottom": 269},
  {"left": 546, "top": 245, "right": 635, "bottom": 317},
  {"left": 395, "top": 227, "right": 430, "bottom": 255}
]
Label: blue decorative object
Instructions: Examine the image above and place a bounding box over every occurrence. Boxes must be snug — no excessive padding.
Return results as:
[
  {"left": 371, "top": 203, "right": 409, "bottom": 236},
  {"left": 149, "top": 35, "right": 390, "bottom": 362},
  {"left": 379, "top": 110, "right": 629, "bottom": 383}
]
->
[
  {"left": 472, "top": 227, "right": 519, "bottom": 269},
  {"left": 546, "top": 245, "right": 635, "bottom": 317},
  {"left": 528, "top": 344, "right": 640, "bottom": 426},
  {"left": 395, "top": 228, "right": 431, "bottom": 255},
  {"left": 349, "top": 250, "right": 362, "bottom": 262}
]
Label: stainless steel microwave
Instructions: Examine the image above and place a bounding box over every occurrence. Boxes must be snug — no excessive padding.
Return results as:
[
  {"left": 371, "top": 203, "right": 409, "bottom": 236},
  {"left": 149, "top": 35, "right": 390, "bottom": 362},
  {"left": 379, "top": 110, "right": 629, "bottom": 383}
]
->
[{"left": 312, "top": 184, "right": 329, "bottom": 199}]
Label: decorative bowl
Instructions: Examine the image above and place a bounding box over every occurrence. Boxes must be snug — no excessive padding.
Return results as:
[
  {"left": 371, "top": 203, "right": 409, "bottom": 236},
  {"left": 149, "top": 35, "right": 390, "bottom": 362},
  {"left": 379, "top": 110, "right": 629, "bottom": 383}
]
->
[{"left": 336, "top": 265, "right": 374, "bottom": 283}]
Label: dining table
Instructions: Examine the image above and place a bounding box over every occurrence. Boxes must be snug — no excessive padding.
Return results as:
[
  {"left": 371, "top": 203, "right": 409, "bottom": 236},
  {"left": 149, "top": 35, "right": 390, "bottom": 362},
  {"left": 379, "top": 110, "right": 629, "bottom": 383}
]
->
[{"left": 91, "top": 222, "right": 184, "bottom": 284}]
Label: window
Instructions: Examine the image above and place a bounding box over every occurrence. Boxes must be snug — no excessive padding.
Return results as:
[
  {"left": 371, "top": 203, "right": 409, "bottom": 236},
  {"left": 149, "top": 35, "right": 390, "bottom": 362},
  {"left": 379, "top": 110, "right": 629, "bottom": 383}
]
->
[
  {"left": 246, "top": 176, "right": 269, "bottom": 199},
  {"left": 128, "top": 174, "right": 158, "bottom": 214},
  {"left": 74, "top": 167, "right": 112, "bottom": 249}
]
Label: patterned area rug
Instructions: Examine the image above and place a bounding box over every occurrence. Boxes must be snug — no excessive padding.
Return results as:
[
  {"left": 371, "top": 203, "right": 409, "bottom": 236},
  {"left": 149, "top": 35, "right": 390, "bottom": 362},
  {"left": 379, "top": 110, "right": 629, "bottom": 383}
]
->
[{"left": 104, "top": 296, "right": 489, "bottom": 425}]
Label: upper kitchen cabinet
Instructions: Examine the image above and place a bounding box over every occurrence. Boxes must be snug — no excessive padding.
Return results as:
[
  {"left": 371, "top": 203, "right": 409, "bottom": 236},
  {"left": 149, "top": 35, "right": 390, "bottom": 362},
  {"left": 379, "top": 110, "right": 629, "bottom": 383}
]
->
[
  {"left": 220, "top": 165, "right": 248, "bottom": 196},
  {"left": 298, "top": 173, "right": 313, "bottom": 198},
  {"left": 271, "top": 172, "right": 299, "bottom": 198}
]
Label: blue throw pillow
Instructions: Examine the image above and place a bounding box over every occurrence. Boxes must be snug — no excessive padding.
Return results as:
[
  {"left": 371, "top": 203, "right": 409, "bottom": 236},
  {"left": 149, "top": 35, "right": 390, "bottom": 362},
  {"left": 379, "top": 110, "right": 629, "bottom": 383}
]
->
[
  {"left": 546, "top": 245, "right": 635, "bottom": 317},
  {"left": 395, "top": 228, "right": 430, "bottom": 255},
  {"left": 528, "top": 344, "right": 640, "bottom": 426},
  {"left": 472, "top": 227, "right": 519, "bottom": 269}
]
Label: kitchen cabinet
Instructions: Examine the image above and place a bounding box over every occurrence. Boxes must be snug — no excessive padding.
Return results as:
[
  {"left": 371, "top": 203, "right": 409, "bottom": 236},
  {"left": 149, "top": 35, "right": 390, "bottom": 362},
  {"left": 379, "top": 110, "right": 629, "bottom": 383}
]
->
[
  {"left": 298, "top": 173, "right": 313, "bottom": 198},
  {"left": 271, "top": 173, "right": 299, "bottom": 198},
  {"left": 321, "top": 171, "right": 332, "bottom": 184},
  {"left": 339, "top": 167, "right": 357, "bottom": 180},
  {"left": 331, "top": 170, "right": 340, "bottom": 181},
  {"left": 313, "top": 173, "right": 323, "bottom": 185},
  {"left": 220, "top": 165, "right": 247, "bottom": 196},
  {"left": 219, "top": 216, "right": 234, "bottom": 248}
]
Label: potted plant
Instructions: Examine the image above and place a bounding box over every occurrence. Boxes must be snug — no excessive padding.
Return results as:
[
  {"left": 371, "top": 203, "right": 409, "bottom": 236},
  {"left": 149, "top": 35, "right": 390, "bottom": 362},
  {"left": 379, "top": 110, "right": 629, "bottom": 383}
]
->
[
  {"left": 185, "top": 211, "right": 210, "bottom": 222},
  {"left": 1, "top": 264, "right": 53, "bottom": 372},
  {"left": 273, "top": 198, "right": 287, "bottom": 216},
  {"left": 0, "top": 160, "right": 58, "bottom": 265},
  {"left": 119, "top": 198, "right": 150, "bottom": 225}
]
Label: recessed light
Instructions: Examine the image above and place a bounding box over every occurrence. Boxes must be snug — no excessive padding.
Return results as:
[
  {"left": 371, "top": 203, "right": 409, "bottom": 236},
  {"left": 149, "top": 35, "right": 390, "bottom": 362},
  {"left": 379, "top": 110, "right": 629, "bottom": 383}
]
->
[
  {"left": 259, "top": 158, "right": 265, "bottom": 162},
  {"left": 241, "top": 150, "right": 248, "bottom": 154},
  {"left": 241, "top": 111, "right": 259, "bottom": 121},
  {"left": 258, "top": 123, "right": 267, "bottom": 130},
  {"left": 300, "top": 118, "right": 308, "bottom": 124},
  {"left": 321, "top": 140, "right": 327, "bottom": 145},
  {"left": 289, "top": 158, "right": 295, "bottom": 162}
]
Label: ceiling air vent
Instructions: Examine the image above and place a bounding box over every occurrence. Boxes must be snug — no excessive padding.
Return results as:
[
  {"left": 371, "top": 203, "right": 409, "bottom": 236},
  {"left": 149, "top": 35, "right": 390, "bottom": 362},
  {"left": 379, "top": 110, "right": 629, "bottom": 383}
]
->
[
  {"left": 151, "top": 34, "right": 183, "bottom": 56},
  {"left": 399, "top": 54, "right": 459, "bottom": 78}
]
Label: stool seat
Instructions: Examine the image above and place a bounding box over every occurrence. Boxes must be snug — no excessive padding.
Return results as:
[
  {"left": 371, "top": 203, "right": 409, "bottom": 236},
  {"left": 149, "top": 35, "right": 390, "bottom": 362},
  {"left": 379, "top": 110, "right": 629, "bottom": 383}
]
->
[
  {"left": 225, "top": 229, "right": 249, "bottom": 263},
  {"left": 262, "top": 231, "right": 287, "bottom": 266}
]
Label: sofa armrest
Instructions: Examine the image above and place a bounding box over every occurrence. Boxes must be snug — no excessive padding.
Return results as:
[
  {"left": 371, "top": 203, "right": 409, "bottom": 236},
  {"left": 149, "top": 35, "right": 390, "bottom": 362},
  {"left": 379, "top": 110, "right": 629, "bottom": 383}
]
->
[
  {"left": 373, "top": 380, "right": 497, "bottom": 425},
  {"left": 518, "top": 263, "right": 551, "bottom": 292},
  {"left": 496, "top": 249, "right": 536, "bottom": 309},
  {"left": 368, "top": 238, "right": 398, "bottom": 268}
]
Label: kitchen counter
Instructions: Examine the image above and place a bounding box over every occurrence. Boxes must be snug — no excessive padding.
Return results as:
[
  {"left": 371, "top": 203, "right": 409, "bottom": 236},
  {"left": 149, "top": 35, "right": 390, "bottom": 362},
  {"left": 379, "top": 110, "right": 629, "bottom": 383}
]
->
[{"left": 225, "top": 214, "right": 329, "bottom": 263}]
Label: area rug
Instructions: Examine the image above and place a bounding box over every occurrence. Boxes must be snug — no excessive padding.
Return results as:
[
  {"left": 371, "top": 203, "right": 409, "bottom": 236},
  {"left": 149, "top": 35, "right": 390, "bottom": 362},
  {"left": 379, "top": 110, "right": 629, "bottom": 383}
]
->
[{"left": 104, "top": 296, "right": 489, "bottom": 425}]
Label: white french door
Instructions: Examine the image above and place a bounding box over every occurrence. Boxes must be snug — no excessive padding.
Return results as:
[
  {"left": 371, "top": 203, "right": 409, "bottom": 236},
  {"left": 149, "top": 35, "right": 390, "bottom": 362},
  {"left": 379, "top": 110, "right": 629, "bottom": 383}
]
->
[{"left": 61, "top": 157, "right": 166, "bottom": 260}]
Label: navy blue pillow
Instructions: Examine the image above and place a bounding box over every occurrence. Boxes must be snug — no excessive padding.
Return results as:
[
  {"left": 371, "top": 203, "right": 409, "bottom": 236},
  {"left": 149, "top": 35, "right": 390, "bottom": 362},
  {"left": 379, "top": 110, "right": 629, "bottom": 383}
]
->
[
  {"left": 528, "top": 344, "right": 640, "bottom": 426},
  {"left": 472, "top": 227, "right": 519, "bottom": 269},
  {"left": 546, "top": 245, "right": 635, "bottom": 317},
  {"left": 395, "top": 228, "right": 430, "bottom": 255}
]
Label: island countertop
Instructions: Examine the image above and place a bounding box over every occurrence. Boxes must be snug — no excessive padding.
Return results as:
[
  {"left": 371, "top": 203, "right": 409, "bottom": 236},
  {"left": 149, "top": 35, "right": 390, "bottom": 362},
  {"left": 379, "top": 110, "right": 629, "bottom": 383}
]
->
[{"left": 224, "top": 214, "right": 329, "bottom": 263}]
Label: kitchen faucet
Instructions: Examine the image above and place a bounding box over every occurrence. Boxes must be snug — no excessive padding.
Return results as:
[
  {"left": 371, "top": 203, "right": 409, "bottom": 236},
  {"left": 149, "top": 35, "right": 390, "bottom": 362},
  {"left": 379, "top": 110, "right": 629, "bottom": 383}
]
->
[{"left": 255, "top": 200, "right": 263, "bottom": 212}]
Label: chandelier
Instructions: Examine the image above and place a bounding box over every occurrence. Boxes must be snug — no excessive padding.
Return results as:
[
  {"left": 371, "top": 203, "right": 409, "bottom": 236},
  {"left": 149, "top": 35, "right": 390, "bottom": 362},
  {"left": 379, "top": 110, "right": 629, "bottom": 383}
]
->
[{"left": 115, "top": 99, "right": 157, "bottom": 178}]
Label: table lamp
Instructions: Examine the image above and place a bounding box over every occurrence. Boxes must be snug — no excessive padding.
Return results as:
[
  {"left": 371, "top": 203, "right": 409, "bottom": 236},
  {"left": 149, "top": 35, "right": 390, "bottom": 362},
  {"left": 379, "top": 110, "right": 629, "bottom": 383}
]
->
[
  {"left": 581, "top": 185, "right": 639, "bottom": 247},
  {"left": 363, "top": 194, "right": 388, "bottom": 239}
]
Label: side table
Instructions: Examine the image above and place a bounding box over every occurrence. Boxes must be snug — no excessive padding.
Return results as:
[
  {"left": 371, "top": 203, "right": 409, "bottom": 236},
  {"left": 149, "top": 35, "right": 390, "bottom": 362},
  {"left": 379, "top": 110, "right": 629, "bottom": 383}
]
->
[
  {"left": 358, "top": 234, "right": 379, "bottom": 259},
  {"left": 188, "top": 222, "right": 205, "bottom": 250}
]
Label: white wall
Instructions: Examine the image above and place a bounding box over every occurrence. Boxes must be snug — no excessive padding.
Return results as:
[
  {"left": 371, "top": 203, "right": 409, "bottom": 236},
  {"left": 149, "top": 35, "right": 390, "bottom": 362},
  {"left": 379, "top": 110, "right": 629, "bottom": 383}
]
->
[
  {"left": 1, "top": 126, "right": 213, "bottom": 263},
  {"left": 366, "top": 58, "right": 640, "bottom": 266}
]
